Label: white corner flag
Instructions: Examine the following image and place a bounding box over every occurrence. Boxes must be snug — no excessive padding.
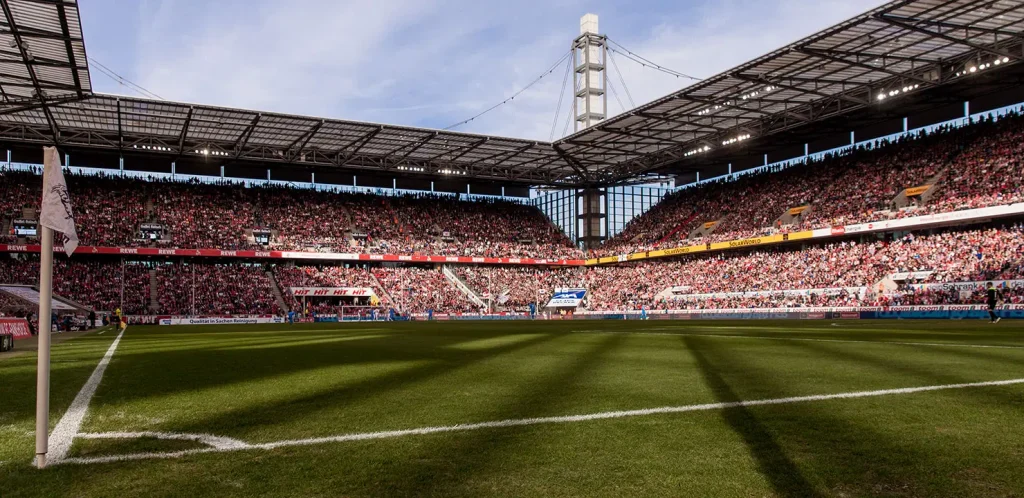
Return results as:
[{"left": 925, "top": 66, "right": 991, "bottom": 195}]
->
[
  {"left": 40, "top": 146, "right": 78, "bottom": 256},
  {"left": 35, "top": 146, "right": 78, "bottom": 468}
]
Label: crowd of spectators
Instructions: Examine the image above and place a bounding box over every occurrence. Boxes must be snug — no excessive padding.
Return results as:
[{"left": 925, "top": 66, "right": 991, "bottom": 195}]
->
[
  {"left": 1, "top": 225, "right": 1021, "bottom": 314},
  {"left": 272, "top": 265, "right": 388, "bottom": 311},
  {"left": 585, "top": 225, "right": 1024, "bottom": 310},
  {"left": 450, "top": 266, "right": 585, "bottom": 311},
  {"left": 371, "top": 267, "right": 474, "bottom": 314},
  {"left": 156, "top": 263, "right": 279, "bottom": 315},
  {"left": 880, "top": 284, "right": 1024, "bottom": 306},
  {"left": 0, "top": 257, "right": 150, "bottom": 313},
  {"left": 596, "top": 109, "right": 1024, "bottom": 256},
  {"left": 1, "top": 169, "right": 578, "bottom": 258}
]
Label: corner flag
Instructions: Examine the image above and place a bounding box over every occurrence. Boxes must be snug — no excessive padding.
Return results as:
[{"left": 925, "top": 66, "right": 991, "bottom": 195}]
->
[
  {"left": 35, "top": 146, "right": 78, "bottom": 468},
  {"left": 40, "top": 147, "right": 78, "bottom": 256}
]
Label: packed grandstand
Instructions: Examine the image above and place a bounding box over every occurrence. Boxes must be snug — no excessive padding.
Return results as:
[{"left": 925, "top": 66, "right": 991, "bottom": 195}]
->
[{"left": 2, "top": 108, "right": 1024, "bottom": 318}]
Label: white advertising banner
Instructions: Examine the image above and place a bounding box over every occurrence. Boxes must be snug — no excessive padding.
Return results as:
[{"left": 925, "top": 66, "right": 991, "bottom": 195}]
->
[
  {"left": 158, "top": 316, "right": 285, "bottom": 325},
  {"left": 288, "top": 287, "right": 375, "bottom": 297},
  {"left": 811, "top": 202, "right": 1024, "bottom": 239}
]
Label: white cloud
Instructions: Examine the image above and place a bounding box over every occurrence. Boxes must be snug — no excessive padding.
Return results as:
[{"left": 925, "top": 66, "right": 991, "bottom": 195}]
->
[{"left": 97, "top": 0, "right": 887, "bottom": 141}]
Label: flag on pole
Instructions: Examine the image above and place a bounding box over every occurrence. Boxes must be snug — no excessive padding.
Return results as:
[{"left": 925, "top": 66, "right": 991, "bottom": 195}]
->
[{"left": 39, "top": 147, "right": 78, "bottom": 256}]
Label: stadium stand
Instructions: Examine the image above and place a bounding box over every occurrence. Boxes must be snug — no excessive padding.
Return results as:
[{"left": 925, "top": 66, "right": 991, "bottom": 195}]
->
[
  {"left": 450, "top": 266, "right": 586, "bottom": 310},
  {"left": 155, "top": 262, "right": 279, "bottom": 315},
  {"left": 597, "top": 110, "right": 1024, "bottom": 255},
  {"left": 1, "top": 168, "right": 578, "bottom": 258},
  {"left": 372, "top": 267, "right": 475, "bottom": 313},
  {"left": 3, "top": 111, "right": 1024, "bottom": 316},
  {"left": 0, "top": 258, "right": 149, "bottom": 314},
  {"left": 272, "top": 265, "right": 389, "bottom": 312},
  {"left": 3, "top": 224, "right": 1020, "bottom": 314}
]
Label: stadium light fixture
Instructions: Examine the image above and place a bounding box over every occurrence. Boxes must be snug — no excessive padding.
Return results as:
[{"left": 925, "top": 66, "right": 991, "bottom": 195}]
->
[
  {"left": 877, "top": 84, "right": 919, "bottom": 102},
  {"left": 684, "top": 145, "right": 711, "bottom": 157},
  {"left": 722, "top": 134, "right": 751, "bottom": 146}
]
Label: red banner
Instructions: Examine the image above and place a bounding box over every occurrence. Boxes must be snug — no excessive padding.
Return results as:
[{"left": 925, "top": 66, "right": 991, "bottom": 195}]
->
[
  {"left": 0, "top": 244, "right": 585, "bottom": 267},
  {"left": 0, "top": 318, "right": 31, "bottom": 340}
]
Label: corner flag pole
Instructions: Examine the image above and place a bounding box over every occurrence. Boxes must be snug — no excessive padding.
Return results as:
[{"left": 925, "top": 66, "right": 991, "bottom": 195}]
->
[
  {"left": 35, "top": 146, "right": 79, "bottom": 469},
  {"left": 34, "top": 226, "right": 54, "bottom": 468}
]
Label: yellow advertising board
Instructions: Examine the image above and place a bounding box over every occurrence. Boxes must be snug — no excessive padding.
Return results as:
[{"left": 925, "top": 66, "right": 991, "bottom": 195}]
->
[
  {"left": 702, "top": 221, "right": 718, "bottom": 229},
  {"left": 904, "top": 185, "right": 932, "bottom": 197},
  {"left": 593, "top": 229, "right": 816, "bottom": 265},
  {"left": 787, "top": 205, "right": 810, "bottom": 216}
]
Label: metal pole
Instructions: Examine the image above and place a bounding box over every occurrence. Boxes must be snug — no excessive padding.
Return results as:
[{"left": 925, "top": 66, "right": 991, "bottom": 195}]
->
[
  {"left": 35, "top": 227, "right": 54, "bottom": 468},
  {"left": 120, "top": 257, "right": 125, "bottom": 311},
  {"left": 191, "top": 264, "right": 195, "bottom": 316}
]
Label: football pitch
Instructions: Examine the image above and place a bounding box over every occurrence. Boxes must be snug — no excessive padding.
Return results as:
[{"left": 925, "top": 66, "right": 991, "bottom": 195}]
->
[{"left": 2, "top": 320, "right": 1024, "bottom": 497}]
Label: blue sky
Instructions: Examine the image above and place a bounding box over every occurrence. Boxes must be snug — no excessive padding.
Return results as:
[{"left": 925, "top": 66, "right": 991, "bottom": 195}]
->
[{"left": 79, "top": 0, "right": 885, "bottom": 141}]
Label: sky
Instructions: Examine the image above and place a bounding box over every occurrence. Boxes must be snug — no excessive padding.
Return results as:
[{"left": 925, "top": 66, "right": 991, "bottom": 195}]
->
[{"left": 79, "top": 0, "right": 887, "bottom": 142}]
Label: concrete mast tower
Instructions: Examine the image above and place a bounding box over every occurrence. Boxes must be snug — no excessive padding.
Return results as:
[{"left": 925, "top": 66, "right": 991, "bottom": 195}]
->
[
  {"left": 573, "top": 15, "right": 608, "bottom": 249},
  {"left": 572, "top": 14, "right": 608, "bottom": 132}
]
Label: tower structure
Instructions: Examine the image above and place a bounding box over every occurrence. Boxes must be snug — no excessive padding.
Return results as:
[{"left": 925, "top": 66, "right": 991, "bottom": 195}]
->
[{"left": 572, "top": 14, "right": 608, "bottom": 132}]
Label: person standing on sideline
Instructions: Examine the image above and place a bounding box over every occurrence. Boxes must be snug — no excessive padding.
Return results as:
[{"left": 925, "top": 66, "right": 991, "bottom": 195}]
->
[{"left": 986, "top": 282, "right": 1004, "bottom": 323}]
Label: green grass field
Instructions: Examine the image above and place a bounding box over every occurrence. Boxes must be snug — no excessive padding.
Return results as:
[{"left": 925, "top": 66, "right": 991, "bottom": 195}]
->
[{"left": 2, "top": 319, "right": 1024, "bottom": 497}]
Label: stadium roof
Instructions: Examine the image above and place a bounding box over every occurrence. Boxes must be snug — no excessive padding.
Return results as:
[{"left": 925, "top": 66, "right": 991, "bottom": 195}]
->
[
  {"left": 0, "top": 0, "right": 1021, "bottom": 187},
  {"left": 561, "top": 0, "right": 1024, "bottom": 182},
  {"left": 0, "top": 0, "right": 90, "bottom": 128},
  {"left": 559, "top": 0, "right": 1024, "bottom": 183}
]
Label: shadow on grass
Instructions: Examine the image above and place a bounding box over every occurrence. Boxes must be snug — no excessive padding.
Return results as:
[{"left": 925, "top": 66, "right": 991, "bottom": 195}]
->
[
  {"left": 161, "top": 331, "right": 566, "bottom": 438},
  {"left": 682, "top": 335, "right": 1024, "bottom": 497},
  {"left": 682, "top": 335, "right": 824, "bottom": 498},
  {"left": 780, "top": 339, "right": 1024, "bottom": 407},
  {"left": 378, "top": 332, "right": 628, "bottom": 497},
  {"left": 89, "top": 330, "right": 496, "bottom": 409}
]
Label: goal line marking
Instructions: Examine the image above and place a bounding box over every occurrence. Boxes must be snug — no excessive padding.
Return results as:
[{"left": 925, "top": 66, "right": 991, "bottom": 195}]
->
[
  {"left": 57, "top": 376, "right": 1024, "bottom": 466},
  {"left": 47, "top": 327, "right": 127, "bottom": 464}
]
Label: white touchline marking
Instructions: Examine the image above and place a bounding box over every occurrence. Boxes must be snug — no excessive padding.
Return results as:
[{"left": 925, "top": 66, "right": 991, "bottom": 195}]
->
[
  {"left": 56, "top": 377, "right": 1024, "bottom": 466},
  {"left": 574, "top": 329, "right": 1024, "bottom": 350},
  {"left": 47, "top": 327, "right": 127, "bottom": 464}
]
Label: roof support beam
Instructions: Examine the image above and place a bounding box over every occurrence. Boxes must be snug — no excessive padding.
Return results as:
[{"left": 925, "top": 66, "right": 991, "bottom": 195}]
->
[
  {"left": 634, "top": 111, "right": 729, "bottom": 131},
  {"left": 177, "top": 106, "right": 193, "bottom": 153},
  {"left": 546, "top": 144, "right": 589, "bottom": 181},
  {"left": 810, "top": 49, "right": 942, "bottom": 65},
  {"left": 54, "top": 1, "right": 83, "bottom": 98},
  {"left": 875, "top": 13, "right": 1020, "bottom": 60},
  {"left": 233, "top": 113, "right": 261, "bottom": 158},
  {"left": 116, "top": 97, "right": 122, "bottom": 150},
  {"left": 286, "top": 119, "right": 324, "bottom": 162},
  {"left": 601, "top": 128, "right": 691, "bottom": 145},
  {"left": 476, "top": 142, "right": 535, "bottom": 164},
  {"left": 881, "top": 15, "right": 1024, "bottom": 39},
  {"left": 796, "top": 48, "right": 933, "bottom": 86},
  {"left": 397, "top": 131, "right": 437, "bottom": 161},
  {"left": 428, "top": 137, "right": 487, "bottom": 162},
  {"left": 733, "top": 73, "right": 869, "bottom": 106},
  {"left": 340, "top": 126, "right": 382, "bottom": 161},
  {"left": 0, "top": 93, "right": 81, "bottom": 115}
]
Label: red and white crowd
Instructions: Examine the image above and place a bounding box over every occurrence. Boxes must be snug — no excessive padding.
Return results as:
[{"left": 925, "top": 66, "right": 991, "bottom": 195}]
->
[
  {"left": 596, "top": 111, "right": 1024, "bottom": 256},
  {"left": 2, "top": 109, "right": 1024, "bottom": 316}
]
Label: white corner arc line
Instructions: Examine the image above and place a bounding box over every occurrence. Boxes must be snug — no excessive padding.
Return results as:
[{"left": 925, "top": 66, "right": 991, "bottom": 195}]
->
[
  {"left": 56, "top": 377, "right": 1024, "bottom": 466},
  {"left": 47, "top": 327, "right": 127, "bottom": 463},
  {"left": 78, "top": 431, "right": 251, "bottom": 450}
]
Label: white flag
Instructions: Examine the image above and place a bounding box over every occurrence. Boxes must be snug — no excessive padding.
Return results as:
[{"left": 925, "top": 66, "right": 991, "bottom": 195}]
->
[{"left": 39, "top": 147, "right": 78, "bottom": 256}]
